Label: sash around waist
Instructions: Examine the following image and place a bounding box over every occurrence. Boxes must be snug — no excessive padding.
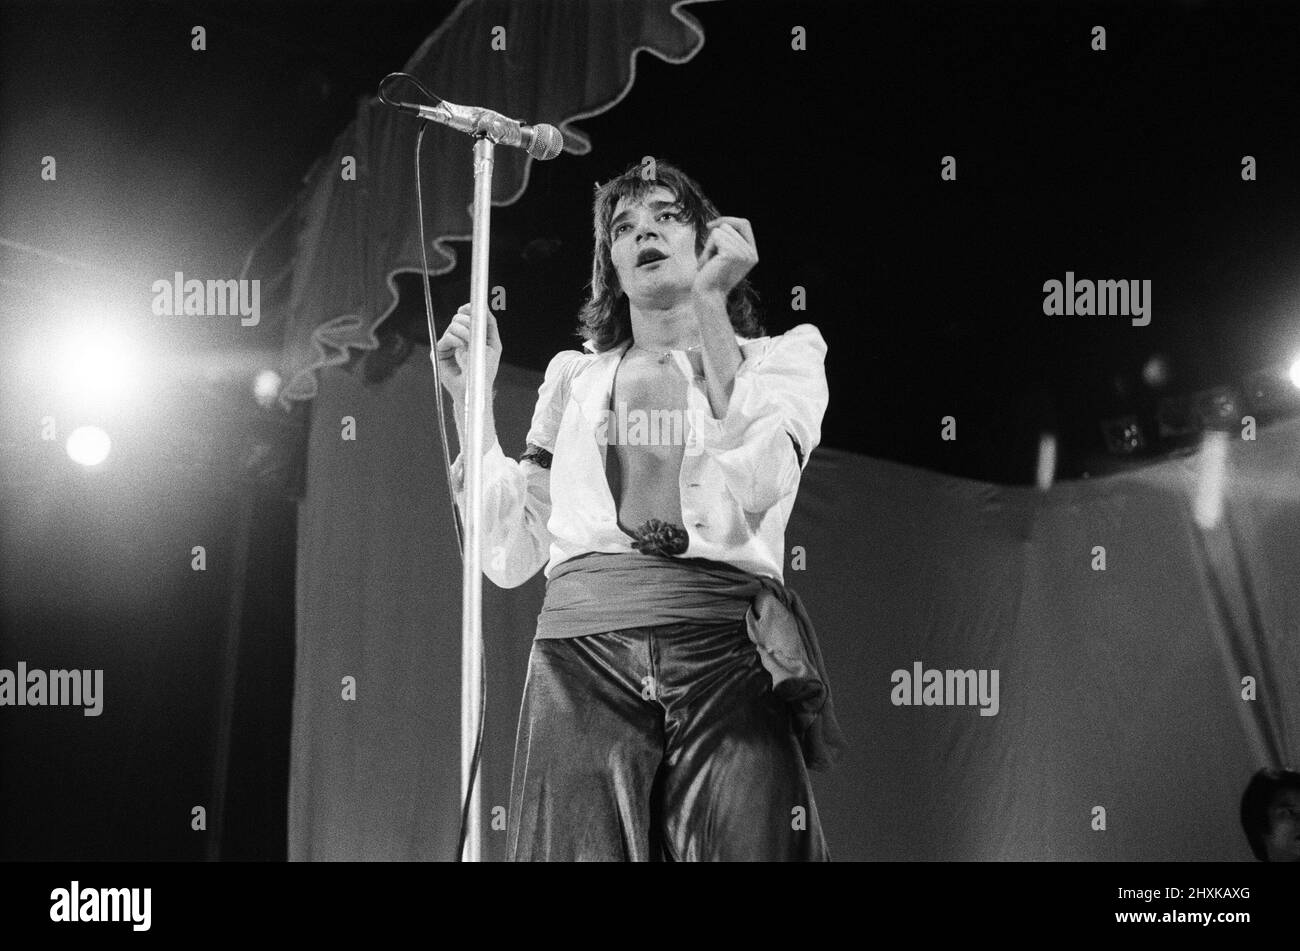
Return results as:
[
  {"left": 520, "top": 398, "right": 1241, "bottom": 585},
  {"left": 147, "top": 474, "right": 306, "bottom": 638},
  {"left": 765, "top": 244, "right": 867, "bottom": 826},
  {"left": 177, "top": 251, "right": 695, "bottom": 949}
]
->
[
  {"left": 535, "top": 552, "right": 766, "bottom": 639},
  {"left": 533, "top": 551, "right": 848, "bottom": 771}
]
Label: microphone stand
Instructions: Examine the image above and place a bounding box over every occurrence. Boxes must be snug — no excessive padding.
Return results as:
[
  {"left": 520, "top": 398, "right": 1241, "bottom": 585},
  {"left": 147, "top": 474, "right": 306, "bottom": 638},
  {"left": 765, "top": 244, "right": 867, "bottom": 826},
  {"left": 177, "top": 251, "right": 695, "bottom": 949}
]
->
[
  {"left": 378, "top": 72, "right": 560, "bottom": 862},
  {"left": 459, "top": 134, "right": 495, "bottom": 862}
]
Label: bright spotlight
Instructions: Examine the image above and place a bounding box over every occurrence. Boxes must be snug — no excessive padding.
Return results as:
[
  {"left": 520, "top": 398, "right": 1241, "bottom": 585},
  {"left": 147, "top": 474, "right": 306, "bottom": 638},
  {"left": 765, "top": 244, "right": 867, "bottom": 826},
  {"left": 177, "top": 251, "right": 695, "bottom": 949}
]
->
[
  {"left": 66, "top": 425, "right": 112, "bottom": 467},
  {"left": 1289, "top": 355, "right": 1300, "bottom": 389},
  {"left": 56, "top": 329, "right": 137, "bottom": 403},
  {"left": 253, "top": 369, "right": 282, "bottom": 409}
]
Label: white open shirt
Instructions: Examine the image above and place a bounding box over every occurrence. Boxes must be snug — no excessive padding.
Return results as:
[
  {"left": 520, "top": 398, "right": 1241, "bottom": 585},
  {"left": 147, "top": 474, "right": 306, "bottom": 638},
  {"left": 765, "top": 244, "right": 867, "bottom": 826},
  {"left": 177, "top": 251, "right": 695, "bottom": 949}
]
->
[{"left": 450, "top": 322, "right": 829, "bottom": 589}]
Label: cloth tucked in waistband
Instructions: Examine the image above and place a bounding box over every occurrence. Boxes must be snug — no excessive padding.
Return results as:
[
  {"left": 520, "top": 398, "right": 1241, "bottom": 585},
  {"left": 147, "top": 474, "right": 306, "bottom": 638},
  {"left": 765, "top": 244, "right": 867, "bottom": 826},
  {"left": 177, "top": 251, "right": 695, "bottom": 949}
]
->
[{"left": 536, "top": 551, "right": 847, "bottom": 771}]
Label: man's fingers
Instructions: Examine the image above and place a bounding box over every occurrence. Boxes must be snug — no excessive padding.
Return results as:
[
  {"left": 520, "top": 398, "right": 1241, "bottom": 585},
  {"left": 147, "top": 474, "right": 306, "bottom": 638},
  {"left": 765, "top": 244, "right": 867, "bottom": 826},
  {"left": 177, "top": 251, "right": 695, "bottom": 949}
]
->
[
  {"left": 706, "top": 228, "right": 743, "bottom": 265},
  {"left": 707, "top": 216, "right": 756, "bottom": 255},
  {"left": 712, "top": 226, "right": 741, "bottom": 254},
  {"left": 436, "top": 324, "right": 470, "bottom": 354},
  {"left": 711, "top": 223, "right": 757, "bottom": 260},
  {"left": 718, "top": 228, "right": 760, "bottom": 270},
  {"left": 713, "top": 215, "right": 754, "bottom": 244},
  {"left": 449, "top": 304, "right": 501, "bottom": 348}
]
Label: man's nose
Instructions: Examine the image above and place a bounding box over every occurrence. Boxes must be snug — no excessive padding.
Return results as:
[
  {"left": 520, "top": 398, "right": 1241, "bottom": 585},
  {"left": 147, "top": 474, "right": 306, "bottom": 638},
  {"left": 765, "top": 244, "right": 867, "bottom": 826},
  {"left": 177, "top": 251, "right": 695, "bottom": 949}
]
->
[{"left": 635, "top": 220, "right": 661, "bottom": 242}]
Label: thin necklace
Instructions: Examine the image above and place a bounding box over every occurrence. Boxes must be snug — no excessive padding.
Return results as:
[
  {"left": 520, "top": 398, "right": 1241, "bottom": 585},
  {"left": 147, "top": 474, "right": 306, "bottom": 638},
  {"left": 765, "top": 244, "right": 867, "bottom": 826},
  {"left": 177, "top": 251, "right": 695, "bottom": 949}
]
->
[{"left": 631, "top": 342, "right": 701, "bottom": 365}]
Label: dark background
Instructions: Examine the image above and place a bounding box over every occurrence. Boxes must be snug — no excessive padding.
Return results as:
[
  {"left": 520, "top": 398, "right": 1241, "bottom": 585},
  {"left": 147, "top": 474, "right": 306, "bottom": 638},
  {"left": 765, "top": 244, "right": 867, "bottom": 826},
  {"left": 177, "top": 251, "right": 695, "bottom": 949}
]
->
[{"left": 2, "top": 0, "right": 1300, "bottom": 859}]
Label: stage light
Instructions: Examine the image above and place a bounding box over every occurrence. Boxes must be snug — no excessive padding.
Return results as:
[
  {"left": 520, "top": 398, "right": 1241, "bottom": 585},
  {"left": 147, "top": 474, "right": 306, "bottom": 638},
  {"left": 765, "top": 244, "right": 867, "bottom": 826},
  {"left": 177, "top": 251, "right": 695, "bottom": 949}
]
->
[
  {"left": 253, "top": 369, "right": 282, "bottom": 409},
  {"left": 1289, "top": 355, "right": 1300, "bottom": 389},
  {"left": 1192, "top": 385, "right": 1239, "bottom": 431},
  {"left": 1142, "top": 354, "right": 1171, "bottom": 389},
  {"left": 66, "top": 426, "right": 112, "bottom": 467},
  {"left": 1242, "top": 368, "right": 1300, "bottom": 419},
  {"left": 1099, "top": 415, "right": 1146, "bottom": 455},
  {"left": 56, "top": 327, "right": 137, "bottom": 403}
]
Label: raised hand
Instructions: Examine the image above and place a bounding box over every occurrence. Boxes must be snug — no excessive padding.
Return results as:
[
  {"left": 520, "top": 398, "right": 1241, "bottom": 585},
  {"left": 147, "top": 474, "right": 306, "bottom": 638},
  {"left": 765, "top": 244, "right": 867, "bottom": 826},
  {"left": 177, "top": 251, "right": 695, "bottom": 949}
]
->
[{"left": 693, "top": 216, "right": 758, "bottom": 299}]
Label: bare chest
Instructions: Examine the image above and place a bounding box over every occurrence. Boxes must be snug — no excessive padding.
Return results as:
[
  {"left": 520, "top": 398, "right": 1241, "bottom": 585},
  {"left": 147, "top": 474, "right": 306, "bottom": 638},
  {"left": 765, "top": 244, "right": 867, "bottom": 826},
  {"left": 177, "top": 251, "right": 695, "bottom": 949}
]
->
[
  {"left": 609, "top": 357, "right": 689, "bottom": 422},
  {"left": 602, "top": 350, "right": 703, "bottom": 531}
]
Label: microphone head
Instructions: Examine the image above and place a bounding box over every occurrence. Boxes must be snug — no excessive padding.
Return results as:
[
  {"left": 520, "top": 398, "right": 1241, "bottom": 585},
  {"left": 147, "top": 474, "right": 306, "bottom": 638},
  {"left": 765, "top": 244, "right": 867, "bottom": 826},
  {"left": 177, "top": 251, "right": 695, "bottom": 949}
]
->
[{"left": 528, "top": 124, "right": 564, "bottom": 161}]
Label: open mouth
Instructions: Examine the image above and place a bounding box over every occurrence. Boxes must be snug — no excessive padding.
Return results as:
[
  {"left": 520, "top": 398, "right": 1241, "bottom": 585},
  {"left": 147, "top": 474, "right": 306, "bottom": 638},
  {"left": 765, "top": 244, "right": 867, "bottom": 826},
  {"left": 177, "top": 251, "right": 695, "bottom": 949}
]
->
[{"left": 636, "top": 249, "right": 669, "bottom": 267}]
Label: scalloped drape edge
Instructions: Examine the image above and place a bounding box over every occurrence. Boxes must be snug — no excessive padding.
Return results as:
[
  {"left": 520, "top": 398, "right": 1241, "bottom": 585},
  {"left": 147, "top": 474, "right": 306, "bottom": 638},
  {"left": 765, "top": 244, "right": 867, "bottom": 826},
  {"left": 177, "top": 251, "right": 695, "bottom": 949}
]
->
[{"left": 278, "top": 0, "right": 721, "bottom": 408}]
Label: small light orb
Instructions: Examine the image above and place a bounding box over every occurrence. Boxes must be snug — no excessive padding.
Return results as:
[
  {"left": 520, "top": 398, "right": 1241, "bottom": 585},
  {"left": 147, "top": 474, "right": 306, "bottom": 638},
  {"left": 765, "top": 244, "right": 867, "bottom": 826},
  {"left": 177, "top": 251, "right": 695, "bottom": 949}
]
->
[{"left": 67, "top": 426, "right": 112, "bottom": 467}]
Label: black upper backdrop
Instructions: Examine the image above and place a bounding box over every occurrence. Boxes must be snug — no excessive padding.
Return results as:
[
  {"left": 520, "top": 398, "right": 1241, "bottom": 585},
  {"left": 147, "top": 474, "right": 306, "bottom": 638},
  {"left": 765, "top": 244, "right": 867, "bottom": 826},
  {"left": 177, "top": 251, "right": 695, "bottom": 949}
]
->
[{"left": 6, "top": 0, "right": 1300, "bottom": 484}]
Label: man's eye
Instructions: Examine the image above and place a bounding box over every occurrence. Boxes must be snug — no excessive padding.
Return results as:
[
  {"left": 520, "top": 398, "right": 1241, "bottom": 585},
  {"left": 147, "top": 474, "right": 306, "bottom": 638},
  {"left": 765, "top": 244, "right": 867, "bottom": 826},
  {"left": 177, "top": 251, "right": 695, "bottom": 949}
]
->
[{"left": 612, "top": 211, "right": 677, "bottom": 238}]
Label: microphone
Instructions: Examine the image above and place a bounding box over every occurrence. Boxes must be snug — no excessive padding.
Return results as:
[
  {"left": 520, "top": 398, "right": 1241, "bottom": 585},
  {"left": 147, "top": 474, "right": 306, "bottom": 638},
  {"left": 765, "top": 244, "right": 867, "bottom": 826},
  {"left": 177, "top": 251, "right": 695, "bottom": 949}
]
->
[{"left": 401, "top": 98, "right": 563, "bottom": 160}]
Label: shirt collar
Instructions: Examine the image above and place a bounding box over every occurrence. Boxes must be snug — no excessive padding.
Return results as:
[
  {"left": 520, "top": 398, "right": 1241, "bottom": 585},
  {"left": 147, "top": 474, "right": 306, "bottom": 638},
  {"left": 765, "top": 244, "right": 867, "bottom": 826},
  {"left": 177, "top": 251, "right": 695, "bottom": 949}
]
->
[{"left": 582, "top": 333, "right": 752, "bottom": 354}]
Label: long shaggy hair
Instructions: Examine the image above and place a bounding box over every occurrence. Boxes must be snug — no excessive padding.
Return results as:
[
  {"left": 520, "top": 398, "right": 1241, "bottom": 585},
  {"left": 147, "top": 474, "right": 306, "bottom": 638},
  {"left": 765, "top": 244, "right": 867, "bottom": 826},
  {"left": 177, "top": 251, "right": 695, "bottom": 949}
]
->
[
  {"left": 1241, "top": 766, "right": 1300, "bottom": 861},
  {"left": 576, "top": 159, "right": 764, "bottom": 353}
]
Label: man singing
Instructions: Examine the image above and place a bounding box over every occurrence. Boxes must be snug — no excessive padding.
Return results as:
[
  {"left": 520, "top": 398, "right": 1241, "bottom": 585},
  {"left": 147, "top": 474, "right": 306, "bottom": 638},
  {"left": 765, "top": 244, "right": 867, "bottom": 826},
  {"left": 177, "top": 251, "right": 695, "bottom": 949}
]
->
[{"left": 435, "top": 158, "right": 843, "bottom": 861}]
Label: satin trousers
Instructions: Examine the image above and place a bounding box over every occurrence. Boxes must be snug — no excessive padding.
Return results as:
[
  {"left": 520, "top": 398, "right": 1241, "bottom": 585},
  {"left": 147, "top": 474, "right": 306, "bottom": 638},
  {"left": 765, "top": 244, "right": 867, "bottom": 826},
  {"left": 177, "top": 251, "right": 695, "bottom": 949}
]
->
[{"left": 507, "top": 616, "right": 830, "bottom": 861}]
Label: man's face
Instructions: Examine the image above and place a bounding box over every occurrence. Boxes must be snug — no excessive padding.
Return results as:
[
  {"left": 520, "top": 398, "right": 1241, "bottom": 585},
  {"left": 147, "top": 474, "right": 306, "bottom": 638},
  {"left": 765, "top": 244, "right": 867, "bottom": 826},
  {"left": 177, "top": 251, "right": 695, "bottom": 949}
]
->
[
  {"left": 607, "top": 185, "right": 700, "bottom": 305},
  {"left": 1264, "top": 789, "right": 1300, "bottom": 862}
]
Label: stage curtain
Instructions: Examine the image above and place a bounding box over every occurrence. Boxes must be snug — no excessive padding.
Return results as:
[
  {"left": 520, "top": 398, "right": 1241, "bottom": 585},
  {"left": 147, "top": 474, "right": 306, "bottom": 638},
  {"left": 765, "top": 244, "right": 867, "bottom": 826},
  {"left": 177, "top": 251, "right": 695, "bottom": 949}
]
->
[
  {"left": 269, "top": 0, "right": 717, "bottom": 407},
  {"left": 289, "top": 352, "right": 1300, "bottom": 861}
]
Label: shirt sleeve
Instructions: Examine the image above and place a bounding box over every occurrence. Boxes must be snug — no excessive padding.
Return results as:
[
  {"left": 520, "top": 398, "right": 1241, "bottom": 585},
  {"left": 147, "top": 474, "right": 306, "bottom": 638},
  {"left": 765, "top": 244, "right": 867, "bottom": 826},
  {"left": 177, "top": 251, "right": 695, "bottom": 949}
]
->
[
  {"left": 692, "top": 323, "right": 829, "bottom": 513},
  {"left": 448, "top": 350, "right": 582, "bottom": 588}
]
